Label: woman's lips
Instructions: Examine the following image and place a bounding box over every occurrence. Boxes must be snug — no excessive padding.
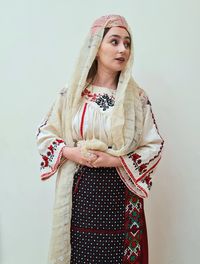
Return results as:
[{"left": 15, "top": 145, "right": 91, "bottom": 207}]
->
[{"left": 115, "top": 57, "right": 125, "bottom": 62}]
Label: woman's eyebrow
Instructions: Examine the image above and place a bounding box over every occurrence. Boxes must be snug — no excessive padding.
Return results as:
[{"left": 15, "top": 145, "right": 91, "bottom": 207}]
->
[{"left": 108, "top": 34, "right": 131, "bottom": 40}]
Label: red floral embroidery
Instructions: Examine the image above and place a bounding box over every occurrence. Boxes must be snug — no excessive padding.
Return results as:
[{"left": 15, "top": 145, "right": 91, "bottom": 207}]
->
[
  {"left": 138, "top": 164, "right": 147, "bottom": 173},
  {"left": 142, "top": 173, "right": 153, "bottom": 190},
  {"left": 47, "top": 145, "right": 54, "bottom": 155},
  {"left": 40, "top": 139, "right": 64, "bottom": 170},
  {"left": 41, "top": 155, "right": 49, "bottom": 167},
  {"left": 131, "top": 153, "right": 141, "bottom": 162},
  {"left": 128, "top": 152, "right": 148, "bottom": 176},
  {"left": 81, "top": 88, "right": 97, "bottom": 100}
]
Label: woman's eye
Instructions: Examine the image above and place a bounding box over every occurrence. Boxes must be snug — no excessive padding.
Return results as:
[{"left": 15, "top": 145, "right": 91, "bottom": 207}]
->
[
  {"left": 124, "top": 42, "right": 130, "bottom": 48},
  {"left": 110, "top": 39, "right": 130, "bottom": 48},
  {"left": 111, "top": 39, "right": 118, "bottom": 45}
]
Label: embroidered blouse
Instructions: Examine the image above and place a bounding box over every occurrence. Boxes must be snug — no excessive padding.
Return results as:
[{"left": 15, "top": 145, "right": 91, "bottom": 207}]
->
[
  {"left": 72, "top": 85, "right": 116, "bottom": 146},
  {"left": 37, "top": 85, "right": 164, "bottom": 198}
]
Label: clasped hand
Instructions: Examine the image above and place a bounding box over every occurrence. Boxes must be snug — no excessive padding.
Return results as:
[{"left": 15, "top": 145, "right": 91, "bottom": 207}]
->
[{"left": 62, "top": 147, "right": 122, "bottom": 168}]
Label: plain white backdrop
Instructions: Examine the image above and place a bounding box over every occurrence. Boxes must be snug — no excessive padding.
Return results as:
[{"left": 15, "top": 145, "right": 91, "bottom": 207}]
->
[{"left": 0, "top": 1, "right": 199, "bottom": 263}]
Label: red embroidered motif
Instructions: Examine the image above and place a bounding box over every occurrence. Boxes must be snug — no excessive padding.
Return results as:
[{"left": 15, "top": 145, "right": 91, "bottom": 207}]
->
[
  {"left": 123, "top": 189, "right": 145, "bottom": 263},
  {"left": 47, "top": 145, "right": 54, "bottom": 155},
  {"left": 128, "top": 153, "right": 147, "bottom": 176},
  {"left": 41, "top": 155, "right": 49, "bottom": 167},
  {"left": 138, "top": 164, "right": 147, "bottom": 173},
  {"left": 40, "top": 139, "right": 64, "bottom": 170},
  {"left": 131, "top": 153, "right": 141, "bottom": 162},
  {"left": 81, "top": 88, "right": 97, "bottom": 100},
  {"left": 142, "top": 173, "right": 153, "bottom": 190}
]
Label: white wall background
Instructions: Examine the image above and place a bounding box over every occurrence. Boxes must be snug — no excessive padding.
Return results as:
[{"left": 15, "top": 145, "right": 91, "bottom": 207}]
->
[{"left": 0, "top": 0, "right": 199, "bottom": 263}]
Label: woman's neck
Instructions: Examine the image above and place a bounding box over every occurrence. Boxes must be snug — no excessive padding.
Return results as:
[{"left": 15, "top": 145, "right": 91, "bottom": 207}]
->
[{"left": 92, "top": 71, "right": 119, "bottom": 90}]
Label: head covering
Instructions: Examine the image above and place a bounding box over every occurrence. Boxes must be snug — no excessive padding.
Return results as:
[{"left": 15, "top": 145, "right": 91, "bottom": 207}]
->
[
  {"left": 63, "top": 14, "right": 143, "bottom": 155},
  {"left": 90, "top": 14, "right": 129, "bottom": 35}
]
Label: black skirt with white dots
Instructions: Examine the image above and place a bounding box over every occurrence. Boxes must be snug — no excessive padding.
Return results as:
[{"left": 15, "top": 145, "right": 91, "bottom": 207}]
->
[{"left": 70, "top": 166, "right": 148, "bottom": 264}]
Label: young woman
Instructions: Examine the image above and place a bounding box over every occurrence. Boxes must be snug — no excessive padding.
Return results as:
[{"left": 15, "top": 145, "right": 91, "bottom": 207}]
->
[{"left": 36, "top": 14, "right": 164, "bottom": 264}]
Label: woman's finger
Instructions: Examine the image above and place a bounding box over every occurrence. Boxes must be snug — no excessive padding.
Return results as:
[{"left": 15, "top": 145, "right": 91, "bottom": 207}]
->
[{"left": 89, "top": 150, "right": 101, "bottom": 156}]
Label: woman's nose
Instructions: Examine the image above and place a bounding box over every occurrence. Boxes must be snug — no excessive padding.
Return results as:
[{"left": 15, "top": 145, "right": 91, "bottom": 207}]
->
[{"left": 118, "top": 42, "right": 126, "bottom": 53}]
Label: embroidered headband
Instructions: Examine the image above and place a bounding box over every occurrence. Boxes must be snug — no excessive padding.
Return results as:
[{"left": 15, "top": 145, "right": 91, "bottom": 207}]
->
[{"left": 90, "top": 14, "right": 129, "bottom": 35}]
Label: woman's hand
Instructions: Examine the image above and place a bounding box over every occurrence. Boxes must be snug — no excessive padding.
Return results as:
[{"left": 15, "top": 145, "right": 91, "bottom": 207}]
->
[
  {"left": 62, "top": 146, "right": 97, "bottom": 167},
  {"left": 89, "top": 150, "right": 122, "bottom": 168}
]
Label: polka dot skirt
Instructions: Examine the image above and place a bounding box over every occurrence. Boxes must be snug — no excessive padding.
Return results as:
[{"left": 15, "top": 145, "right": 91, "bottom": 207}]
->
[{"left": 70, "top": 166, "right": 148, "bottom": 264}]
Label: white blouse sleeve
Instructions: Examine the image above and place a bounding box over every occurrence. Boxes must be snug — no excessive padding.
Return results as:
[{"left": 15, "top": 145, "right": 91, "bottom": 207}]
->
[
  {"left": 117, "top": 91, "right": 164, "bottom": 198},
  {"left": 36, "top": 89, "right": 67, "bottom": 180}
]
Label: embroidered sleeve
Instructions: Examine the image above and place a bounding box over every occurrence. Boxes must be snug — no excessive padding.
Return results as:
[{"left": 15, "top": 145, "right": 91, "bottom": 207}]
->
[
  {"left": 36, "top": 88, "right": 67, "bottom": 180},
  {"left": 117, "top": 91, "right": 164, "bottom": 198}
]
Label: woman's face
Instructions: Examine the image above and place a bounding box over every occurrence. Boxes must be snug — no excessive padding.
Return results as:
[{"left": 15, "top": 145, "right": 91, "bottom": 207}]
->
[{"left": 97, "top": 27, "right": 131, "bottom": 74}]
